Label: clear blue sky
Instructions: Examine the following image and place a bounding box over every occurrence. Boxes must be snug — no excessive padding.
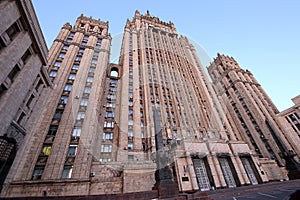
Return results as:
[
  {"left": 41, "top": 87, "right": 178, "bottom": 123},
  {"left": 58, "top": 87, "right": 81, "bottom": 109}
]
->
[{"left": 32, "top": 0, "right": 300, "bottom": 111}]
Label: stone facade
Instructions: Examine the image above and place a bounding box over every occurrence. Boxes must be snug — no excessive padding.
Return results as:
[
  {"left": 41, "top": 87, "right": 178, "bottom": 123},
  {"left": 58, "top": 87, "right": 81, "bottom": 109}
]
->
[
  {"left": 1, "top": 10, "right": 298, "bottom": 199},
  {"left": 207, "top": 53, "right": 300, "bottom": 181},
  {"left": 0, "top": 0, "right": 51, "bottom": 191}
]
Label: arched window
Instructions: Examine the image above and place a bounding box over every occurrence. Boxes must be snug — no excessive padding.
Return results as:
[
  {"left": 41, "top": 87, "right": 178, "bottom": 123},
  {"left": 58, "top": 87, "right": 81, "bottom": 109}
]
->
[{"left": 110, "top": 68, "right": 118, "bottom": 77}]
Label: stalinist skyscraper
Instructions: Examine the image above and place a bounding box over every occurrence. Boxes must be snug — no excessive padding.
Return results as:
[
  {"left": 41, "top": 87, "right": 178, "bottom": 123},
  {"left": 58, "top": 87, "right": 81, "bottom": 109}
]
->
[{"left": 2, "top": 11, "right": 296, "bottom": 198}]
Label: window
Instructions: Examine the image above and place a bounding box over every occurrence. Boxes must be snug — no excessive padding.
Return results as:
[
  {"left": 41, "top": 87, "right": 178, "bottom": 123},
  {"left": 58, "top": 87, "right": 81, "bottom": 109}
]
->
[
  {"left": 72, "top": 64, "right": 79, "bottom": 70},
  {"left": 128, "top": 119, "right": 133, "bottom": 126},
  {"left": 84, "top": 86, "right": 91, "bottom": 94},
  {"left": 128, "top": 101, "right": 133, "bottom": 106},
  {"left": 128, "top": 155, "right": 134, "bottom": 161},
  {"left": 48, "top": 125, "right": 58, "bottom": 136},
  {"left": 104, "top": 121, "right": 114, "bottom": 128},
  {"left": 64, "top": 84, "right": 72, "bottom": 91},
  {"left": 69, "top": 32, "right": 75, "bottom": 37},
  {"left": 87, "top": 76, "right": 93, "bottom": 83},
  {"left": 107, "top": 94, "right": 116, "bottom": 99},
  {"left": 109, "top": 86, "right": 117, "bottom": 92},
  {"left": 99, "top": 158, "right": 111, "bottom": 162},
  {"left": 103, "top": 132, "right": 113, "bottom": 140},
  {"left": 67, "top": 145, "right": 77, "bottom": 157},
  {"left": 110, "top": 79, "right": 118, "bottom": 84},
  {"left": 128, "top": 109, "right": 133, "bottom": 115},
  {"left": 76, "top": 111, "right": 85, "bottom": 120},
  {"left": 7, "top": 65, "right": 20, "bottom": 82},
  {"left": 95, "top": 44, "right": 101, "bottom": 50},
  {"left": 97, "top": 38, "right": 102, "bottom": 43},
  {"left": 128, "top": 130, "right": 133, "bottom": 137},
  {"left": 105, "top": 111, "right": 114, "bottom": 118},
  {"left": 61, "top": 165, "right": 73, "bottom": 179},
  {"left": 173, "top": 130, "right": 177, "bottom": 137},
  {"left": 62, "top": 45, "right": 69, "bottom": 50},
  {"left": 89, "top": 67, "right": 96, "bottom": 73},
  {"left": 32, "top": 167, "right": 44, "bottom": 180},
  {"left": 59, "top": 96, "right": 67, "bottom": 105},
  {"left": 81, "top": 41, "right": 87, "bottom": 46},
  {"left": 54, "top": 61, "right": 62, "bottom": 67},
  {"left": 75, "top": 56, "right": 82, "bottom": 61},
  {"left": 7, "top": 22, "right": 20, "bottom": 40},
  {"left": 41, "top": 145, "right": 51, "bottom": 156},
  {"left": 83, "top": 35, "right": 89, "bottom": 40},
  {"left": 53, "top": 109, "right": 63, "bottom": 120},
  {"left": 58, "top": 53, "right": 65, "bottom": 58},
  {"left": 80, "top": 98, "right": 88, "bottom": 106},
  {"left": 49, "top": 70, "right": 57, "bottom": 77},
  {"left": 67, "top": 74, "right": 76, "bottom": 81},
  {"left": 66, "top": 38, "right": 72, "bottom": 43},
  {"left": 101, "top": 144, "right": 112, "bottom": 152},
  {"left": 106, "top": 102, "right": 115, "bottom": 108},
  {"left": 91, "top": 59, "right": 97, "bottom": 64},
  {"left": 93, "top": 52, "right": 99, "bottom": 57},
  {"left": 72, "top": 127, "right": 81, "bottom": 137},
  {"left": 78, "top": 48, "right": 84, "bottom": 54},
  {"left": 128, "top": 142, "right": 133, "bottom": 150}
]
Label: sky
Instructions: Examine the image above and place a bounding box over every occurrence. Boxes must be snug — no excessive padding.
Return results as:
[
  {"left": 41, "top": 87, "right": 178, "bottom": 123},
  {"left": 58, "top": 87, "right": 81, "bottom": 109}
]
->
[{"left": 32, "top": 0, "right": 300, "bottom": 111}]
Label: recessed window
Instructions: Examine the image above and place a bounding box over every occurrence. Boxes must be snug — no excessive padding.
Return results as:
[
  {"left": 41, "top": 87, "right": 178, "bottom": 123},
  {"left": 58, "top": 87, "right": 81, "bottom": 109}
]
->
[
  {"left": 64, "top": 84, "right": 72, "bottom": 91},
  {"left": 68, "top": 73, "right": 76, "bottom": 80},
  {"left": 107, "top": 94, "right": 116, "bottom": 99},
  {"left": 128, "top": 130, "right": 133, "bottom": 137},
  {"left": 128, "top": 119, "right": 133, "bottom": 126},
  {"left": 101, "top": 144, "right": 112, "bottom": 152},
  {"left": 128, "top": 142, "right": 133, "bottom": 150},
  {"left": 61, "top": 165, "right": 73, "bottom": 179},
  {"left": 62, "top": 45, "right": 69, "bottom": 50},
  {"left": 7, "top": 22, "right": 20, "bottom": 40},
  {"left": 59, "top": 53, "right": 65, "bottom": 58},
  {"left": 89, "top": 67, "right": 96, "bottom": 73},
  {"left": 75, "top": 56, "right": 82, "bottom": 61},
  {"left": 95, "top": 44, "right": 101, "bottom": 50},
  {"left": 54, "top": 61, "right": 62, "bottom": 67},
  {"left": 81, "top": 41, "right": 87, "bottom": 46},
  {"left": 103, "top": 132, "right": 113, "bottom": 140},
  {"left": 47, "top": 125, "right": 58, "bottom": 136},
  {"left": 72, "top": 127, "right": 81, "bottom": 137},
  {"left": 97, "top": 38, "right": 102, "bottom": 43},
  {"left": 66, "top": 38, "right": 72, "bottom": 43},
  {"left": 67, "top": 145, "right": 77, "bottom": 157},
  {"left": 92, "top": 59, "right": 97, "bottom": 64},
  {"left": 76, "top": 111, "right": 85, "bottom": 120},
  {"left": 128, "top": 155, "right": 134, "bottom": 161},
  {"left": 69, "top": 32, "right": 75, "bottom": 37},
  {"left": 106, "top": 102, "right": 115, "bottom": 108},
  {"left": 32, "top": 167, "right": 44, "bottom": 180},
  {"left": 83, "top": 35, "right": 89, "bottom": 40},
  {"left": 84, "top": 86, "right": 91, "bottom": 94},
  {"left": 93, "top": 52, "right": 99, "bottom": 57},
  {"left": 78, "top": 48, "right": 84, "bottom": 54},
  {"left": 104, "top": 121, "right": 114, "bottom": 128},
  {"left": 72, "top": 64, "right": 79, "bottom": 70},
  {"left": 49, "top": 70, "right": 57, "bottom": 77},
  {"left": 105, "top": 111, "right": 114, "bottom": 118},
  {"left": 86, "top": 76, "right": 93, "bottom": 83},
  {"left": 80, "top": 98, "right": 88, "bottom": 106}
]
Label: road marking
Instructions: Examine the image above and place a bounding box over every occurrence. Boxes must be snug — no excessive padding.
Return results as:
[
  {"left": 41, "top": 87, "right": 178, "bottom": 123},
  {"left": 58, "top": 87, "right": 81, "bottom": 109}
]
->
[{"left": 257, "top": 192, "right": 278, "bottom": 199}]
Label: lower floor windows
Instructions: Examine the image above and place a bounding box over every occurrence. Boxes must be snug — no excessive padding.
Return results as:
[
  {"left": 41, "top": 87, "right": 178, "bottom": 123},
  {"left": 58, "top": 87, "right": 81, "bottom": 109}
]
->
[
  {"left": 101, "top": 144, "right": 112, "bottom": 152},
  {"left": 61, "top": 165, "right": 73, "bottom": 179},
  {"left": 32, "top": 167, "right": 44, "bottom": 180}
]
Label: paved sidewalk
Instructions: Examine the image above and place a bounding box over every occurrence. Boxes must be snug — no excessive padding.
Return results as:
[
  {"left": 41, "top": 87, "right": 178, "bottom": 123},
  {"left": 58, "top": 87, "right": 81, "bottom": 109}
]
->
[{"left": 208, "top": 179, "right": 300, "bottom": 200}]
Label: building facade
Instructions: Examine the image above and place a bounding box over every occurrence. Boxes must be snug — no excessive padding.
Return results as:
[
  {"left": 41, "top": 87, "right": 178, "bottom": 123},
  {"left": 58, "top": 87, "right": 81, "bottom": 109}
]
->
[
  {"left": 208, "top": 54, "right": 300, "bottom": 180},
  {"left": 0, "top": 0, "right": 51, "bottom": 191},
  {"left": 2, "top": 11, "right": 271, "bottom": 198},
  {"left": 277, "top": 95, "right": 300, "bottom": 174}
]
